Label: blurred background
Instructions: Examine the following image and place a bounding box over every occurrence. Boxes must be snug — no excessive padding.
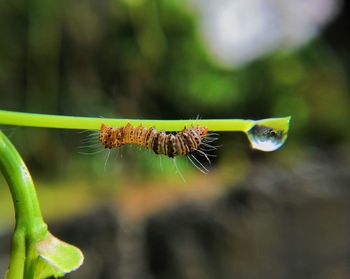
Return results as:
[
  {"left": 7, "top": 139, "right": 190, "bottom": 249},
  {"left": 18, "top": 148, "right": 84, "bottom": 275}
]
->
[{"left": 0, "top": 0, "right": 349, "bottom": 278}]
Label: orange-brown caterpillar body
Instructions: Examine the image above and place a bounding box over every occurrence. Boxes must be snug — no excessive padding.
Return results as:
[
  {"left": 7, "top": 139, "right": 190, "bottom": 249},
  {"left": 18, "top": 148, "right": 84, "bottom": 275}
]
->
[{"left": 99, "top": 123, "right": 210, "bottom": 158}]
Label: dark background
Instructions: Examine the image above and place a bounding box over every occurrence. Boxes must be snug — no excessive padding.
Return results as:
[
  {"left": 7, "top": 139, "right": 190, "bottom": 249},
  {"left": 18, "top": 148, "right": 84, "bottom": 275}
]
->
[{"left": 0, "top": 0, "right": 349, "bottom": 278}]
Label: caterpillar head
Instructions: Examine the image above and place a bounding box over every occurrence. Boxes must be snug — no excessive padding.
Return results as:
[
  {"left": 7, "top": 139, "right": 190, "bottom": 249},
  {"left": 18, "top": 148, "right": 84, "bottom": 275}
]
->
[
  {"left": 99, "top": 124, "right": 112, "bottom": 148},
  {"left": 195, "top": 126, "right": 208, "bottom": 139},
  {"left": 100, "top": 123, "right": 123, "bottom": 148}
]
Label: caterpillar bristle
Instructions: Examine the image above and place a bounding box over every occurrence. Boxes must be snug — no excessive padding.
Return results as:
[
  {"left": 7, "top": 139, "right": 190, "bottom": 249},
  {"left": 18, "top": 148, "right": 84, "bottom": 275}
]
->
[{"left": 187, "top": 154, "right": 208, "bottom": 174}]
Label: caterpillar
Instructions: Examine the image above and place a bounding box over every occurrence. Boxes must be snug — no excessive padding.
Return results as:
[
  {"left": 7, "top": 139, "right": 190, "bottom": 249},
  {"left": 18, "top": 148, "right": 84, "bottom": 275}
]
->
[{"left": 98, "top": 123, "right": 218, "bottom": 173}]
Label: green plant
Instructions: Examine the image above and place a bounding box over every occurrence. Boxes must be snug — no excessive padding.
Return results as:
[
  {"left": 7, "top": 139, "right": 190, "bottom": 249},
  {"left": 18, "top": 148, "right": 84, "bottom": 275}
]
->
[
  {"left": 0, "top": 131, "right": 83, "bottom": 278},
  {"left": 0, "top": 109, "right": 291, "bottom": 278}
]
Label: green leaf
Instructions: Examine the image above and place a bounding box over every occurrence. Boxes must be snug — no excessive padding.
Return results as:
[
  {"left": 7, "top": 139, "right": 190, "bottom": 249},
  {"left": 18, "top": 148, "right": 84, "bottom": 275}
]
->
[{"left": 34, "top": 233, "right": 84, "bottom": 279}]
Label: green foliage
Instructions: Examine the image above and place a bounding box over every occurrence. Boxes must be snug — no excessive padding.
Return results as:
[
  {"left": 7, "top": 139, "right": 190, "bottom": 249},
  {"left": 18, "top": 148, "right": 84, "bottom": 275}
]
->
[{"left": 35, "top": 233, "right": 83, "bottom": 279}]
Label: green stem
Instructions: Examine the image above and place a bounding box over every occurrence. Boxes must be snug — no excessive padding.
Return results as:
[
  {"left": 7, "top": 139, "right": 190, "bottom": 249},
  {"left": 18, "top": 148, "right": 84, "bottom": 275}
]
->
[
  {"left": 0, "top": 109, "right": 260, "bottom": 131},
  {"left": 0, "top": 131, "right": 47, "bottom": 278}
]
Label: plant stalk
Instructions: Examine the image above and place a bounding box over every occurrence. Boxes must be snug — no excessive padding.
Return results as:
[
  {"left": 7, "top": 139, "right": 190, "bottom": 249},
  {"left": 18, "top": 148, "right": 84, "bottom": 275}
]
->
[
  {"left": 0, "top": 109, "right": 261, "bottom": 131},
  {"left": 0, "top": 131, "right": 47, "bottom": 278}
]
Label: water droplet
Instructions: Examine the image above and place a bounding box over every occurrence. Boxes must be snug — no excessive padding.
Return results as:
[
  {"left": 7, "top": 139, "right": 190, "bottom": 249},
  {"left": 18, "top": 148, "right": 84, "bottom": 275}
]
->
[{"left": 246, "top": 117, "right": 291, "bottom": 152}]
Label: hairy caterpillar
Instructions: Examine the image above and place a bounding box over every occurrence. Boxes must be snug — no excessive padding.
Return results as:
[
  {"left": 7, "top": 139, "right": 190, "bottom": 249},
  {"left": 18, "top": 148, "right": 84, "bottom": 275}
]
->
[{"left": 98, "top": 123, "right": 218, "bottom": 173}]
